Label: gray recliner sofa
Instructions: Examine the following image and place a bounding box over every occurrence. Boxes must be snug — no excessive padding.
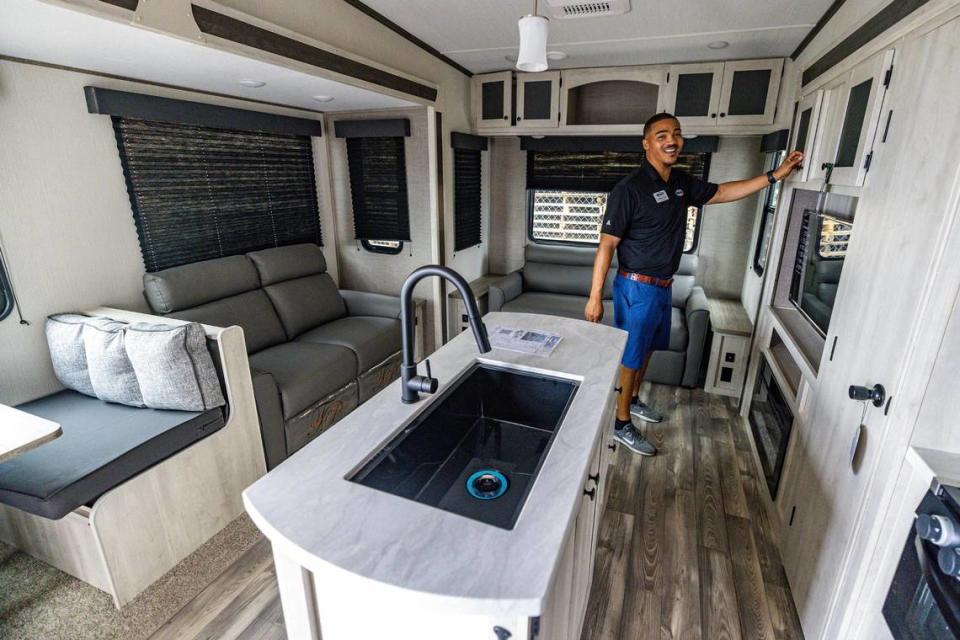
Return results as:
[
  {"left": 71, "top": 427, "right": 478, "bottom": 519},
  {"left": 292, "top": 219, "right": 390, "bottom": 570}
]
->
[
  {"left": 143, "top": 243, "right": 402, "bottom": 469},
  {"left": 488, "top": 244, "right": 709, "bottom": 387}
]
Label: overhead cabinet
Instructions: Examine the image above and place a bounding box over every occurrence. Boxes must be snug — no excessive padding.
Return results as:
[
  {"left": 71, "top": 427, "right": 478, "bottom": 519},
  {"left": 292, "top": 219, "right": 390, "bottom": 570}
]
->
[
  {"left": 665, "top": 58, "right": 784, "bottom": 127},
  {"left": 810, "top": 49, "right": 895, "bottom": 187},
  {"left": 473, "top": 71, "right": 512, "bottom": 130},
  {"left": 789, "top": 89, "right": 827, "bottom": 183},
  {"left": 559, "top": 67, "right": 667, "bottom": 130},
  {"left": 516, "top": 71, "right": 560, "bottom": 129}
]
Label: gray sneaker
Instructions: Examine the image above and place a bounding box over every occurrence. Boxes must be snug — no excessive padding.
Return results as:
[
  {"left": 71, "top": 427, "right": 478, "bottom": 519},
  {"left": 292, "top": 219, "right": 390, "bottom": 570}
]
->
[
  {"left": 630, "top": 399, "right": 663, "bottom": 423},
  {"left": 613, "top": 424, "right": 658, "bottom": 456}
]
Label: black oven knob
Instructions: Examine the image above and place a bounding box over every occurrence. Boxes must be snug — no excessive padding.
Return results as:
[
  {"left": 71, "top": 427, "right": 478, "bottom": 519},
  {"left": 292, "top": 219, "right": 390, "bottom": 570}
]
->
[
  {"left": 937, "top": 546, "right": 960, "bottom": 578},
  {"left": 917, "top": 514, "right": 960, "bottom": 546}
]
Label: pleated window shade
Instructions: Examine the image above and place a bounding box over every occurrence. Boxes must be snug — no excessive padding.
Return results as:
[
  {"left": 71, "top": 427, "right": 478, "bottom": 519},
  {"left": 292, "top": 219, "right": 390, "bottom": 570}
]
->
[
  {"left": 345, "top": 136, "right": 410, "bottom": 241},
  {"left": 453, "top": 148, "right": 482, "bottom": 251},
  {"left": 112, "top": 117, "right": 322, "bottom": 273},
  {"left": 526, "top": 150, "right": 710, "bottom": 192}
]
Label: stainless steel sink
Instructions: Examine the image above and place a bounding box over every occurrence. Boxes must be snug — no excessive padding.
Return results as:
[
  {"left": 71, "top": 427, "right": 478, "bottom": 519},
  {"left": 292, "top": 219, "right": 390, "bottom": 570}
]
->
[{"left": 349, "top": 363, "right": 579, "bottom": 529}]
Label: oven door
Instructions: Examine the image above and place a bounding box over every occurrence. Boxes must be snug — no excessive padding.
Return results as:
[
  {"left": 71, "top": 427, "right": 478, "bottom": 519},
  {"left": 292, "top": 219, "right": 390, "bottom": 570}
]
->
[{"left": 883, "top": 493, "right": 960, "bottom": 639}]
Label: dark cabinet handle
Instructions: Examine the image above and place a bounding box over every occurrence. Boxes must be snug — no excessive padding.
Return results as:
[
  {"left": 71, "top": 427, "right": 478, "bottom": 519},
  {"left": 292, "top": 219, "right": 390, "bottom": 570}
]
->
[
  {"left": 588, "top": 473, "right": 600, "bottom": 483},
  {"left": 503, "top": 115, "right": 508, "bottom": 120},
  {"left": 517, "top": 116, "right": 522, "bottom": 121},
  {"left": 608, "top": 442, "right": 617, "bottom": 451},
  {"left": 584, "top": 487, "right": 596, "bottom": 500},
  {"left": 711, "top": 113, "right": 717, "bottom": 118},
  {"left": 720, "top": 112, "right": 726, "bottom": 118}
]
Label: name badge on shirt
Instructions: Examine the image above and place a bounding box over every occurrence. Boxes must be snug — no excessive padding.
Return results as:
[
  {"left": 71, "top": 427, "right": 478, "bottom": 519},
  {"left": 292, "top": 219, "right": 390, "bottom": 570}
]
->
[{"left": 653, "top": 190, "right": 669, "bottom": 203}]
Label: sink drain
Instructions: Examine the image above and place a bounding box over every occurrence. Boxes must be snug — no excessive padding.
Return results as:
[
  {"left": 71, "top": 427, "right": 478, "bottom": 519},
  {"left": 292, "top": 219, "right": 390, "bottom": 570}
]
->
[{"left": 466, "top": 469, "right": 508, "bottom": 500}]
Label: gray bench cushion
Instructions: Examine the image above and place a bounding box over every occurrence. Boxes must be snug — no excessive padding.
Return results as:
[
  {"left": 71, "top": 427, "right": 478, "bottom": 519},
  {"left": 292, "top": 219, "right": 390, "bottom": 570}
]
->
[
  {"left": 249, "top": 342, "right": 358, "bottom": 419},
  {"left": 297, "top": 316, "right": 401, "bottom": 371},
  {"left": 0, "top": 391, "right": 225, "bottom": 520},
  {"left": 169, "top": 290, "right": 287, "bottom": 354},
  {"left": 502, "top": 293, "right": 615, "bottom": 326}
]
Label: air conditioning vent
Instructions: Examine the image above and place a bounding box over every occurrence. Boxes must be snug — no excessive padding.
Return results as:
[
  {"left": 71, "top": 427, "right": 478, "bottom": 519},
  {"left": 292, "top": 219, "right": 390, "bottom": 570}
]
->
[{"left": 545, "top": 0, "right": 630, "bottom": 19}]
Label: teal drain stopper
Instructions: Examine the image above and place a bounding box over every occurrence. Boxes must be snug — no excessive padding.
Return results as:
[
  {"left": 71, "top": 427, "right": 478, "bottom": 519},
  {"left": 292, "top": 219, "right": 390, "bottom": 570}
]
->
[{"left": 466, "top": 469, "right": 508, "bottom": 500}]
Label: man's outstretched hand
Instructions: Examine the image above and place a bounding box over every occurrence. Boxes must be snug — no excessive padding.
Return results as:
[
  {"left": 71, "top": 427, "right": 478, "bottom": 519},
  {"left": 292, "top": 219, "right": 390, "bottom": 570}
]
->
[
  {"left": 584, "top": 296, "right": 604, "bottom": 323},
  {"left": 773, "top": 151, "right": 805, "bottom": 180}
]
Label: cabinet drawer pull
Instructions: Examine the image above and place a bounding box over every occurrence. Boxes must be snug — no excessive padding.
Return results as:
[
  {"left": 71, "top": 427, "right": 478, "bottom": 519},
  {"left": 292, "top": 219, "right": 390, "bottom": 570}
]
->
[
  {"left": 584, "top": 487, "right": 596, "bottom": 500},
  {"left": 711, "top": 113, "right": 717, "bottom": 118},
  {"left": 607, "top": 442, "right": 617, "bottom": 451},
  {"left": 588, "top": 473, "right": 600, "bottom": 483}
]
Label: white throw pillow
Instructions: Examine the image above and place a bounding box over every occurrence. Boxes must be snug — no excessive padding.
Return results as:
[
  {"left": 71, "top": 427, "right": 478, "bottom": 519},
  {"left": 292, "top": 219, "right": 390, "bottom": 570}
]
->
[
  {"left": 45, "top": 313, "right": 96, "bottom": 396},
  {"left": 82, "top": 317, "right": 145, "bottom": 407}
]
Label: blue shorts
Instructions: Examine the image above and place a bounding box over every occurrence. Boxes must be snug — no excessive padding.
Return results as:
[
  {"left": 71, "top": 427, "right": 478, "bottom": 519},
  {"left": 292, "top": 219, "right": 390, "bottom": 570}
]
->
[{"left": 612, "top": 275, "right": 672, "bottom": 370}]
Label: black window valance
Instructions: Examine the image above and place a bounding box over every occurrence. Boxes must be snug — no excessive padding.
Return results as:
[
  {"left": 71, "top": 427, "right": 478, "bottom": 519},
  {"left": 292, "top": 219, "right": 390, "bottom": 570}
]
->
[
  {"left": 112, "top": 118, "right": 322, "bottom": 273},
  {"left": 527, "top": 148, "right": 711, "bottom": 192},
  {"left": 346, "top": 136, "right": 410, "bottom": 241}
]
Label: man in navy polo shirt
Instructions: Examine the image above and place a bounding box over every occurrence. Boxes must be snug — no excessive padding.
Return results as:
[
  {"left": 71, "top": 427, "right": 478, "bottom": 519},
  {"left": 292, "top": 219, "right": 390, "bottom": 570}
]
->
[{"left": 585, "top": 112, "right": 803, "bottom": 455}]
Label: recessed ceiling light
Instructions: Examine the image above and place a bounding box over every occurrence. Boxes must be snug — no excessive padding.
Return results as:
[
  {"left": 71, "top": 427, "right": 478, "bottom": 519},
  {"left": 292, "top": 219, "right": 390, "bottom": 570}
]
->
[
  {"left": 546, "top": 51, "right": 568, "bottom": 61},
  {"left": 238, "top": 79, "right": 266, "bottom": 88},
  {"left": 312, "top": 95, "right": 335, "bottom": 103},
  {"left": 707, "top": 41, "right": 729, "bottom": 50}
]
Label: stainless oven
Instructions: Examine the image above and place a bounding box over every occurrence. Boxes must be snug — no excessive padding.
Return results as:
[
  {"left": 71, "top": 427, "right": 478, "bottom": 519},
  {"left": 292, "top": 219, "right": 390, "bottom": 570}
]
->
[{"left": 883, "top": 482, "right": 960, "bottom": 639}]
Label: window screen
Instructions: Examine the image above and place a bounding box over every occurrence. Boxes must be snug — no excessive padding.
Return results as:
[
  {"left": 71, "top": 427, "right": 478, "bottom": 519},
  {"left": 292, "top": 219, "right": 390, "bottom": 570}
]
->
[
  {"left": 113, "top": 118, "right": 321, "bottom": 273},
  {"left": 453, "top": 148, "right": 482, "bottom": 251},
  {"left": 346, "top": 136, "right": 410, "bottom": 242},
  {"left": 527, "top": 151, "right": 710, "bottom": 251}
]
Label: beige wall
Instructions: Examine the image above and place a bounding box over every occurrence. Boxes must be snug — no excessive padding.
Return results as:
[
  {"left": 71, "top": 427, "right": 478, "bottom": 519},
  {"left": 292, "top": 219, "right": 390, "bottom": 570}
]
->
[
  {"left": 488, "top": 137, "right": 527, "bottom": 275},
  {"left": 0, "top": 60, "right": 336, "bottom": 405}
]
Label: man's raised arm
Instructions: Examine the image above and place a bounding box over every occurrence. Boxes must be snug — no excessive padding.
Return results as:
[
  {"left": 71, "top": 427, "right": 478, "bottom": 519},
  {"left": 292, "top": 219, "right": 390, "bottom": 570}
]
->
[
  {"left": 709, "top": 150, "right": 804, "bottom": 204},
  {"left": 585, "top": 233, "right": 621, "bottom": 323}
]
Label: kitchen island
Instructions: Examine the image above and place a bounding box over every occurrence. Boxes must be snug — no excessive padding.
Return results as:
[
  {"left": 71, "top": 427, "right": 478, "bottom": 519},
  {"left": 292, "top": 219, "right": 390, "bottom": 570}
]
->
[{"left": 243, "top": 312, "right": 626, "bottom": 640}]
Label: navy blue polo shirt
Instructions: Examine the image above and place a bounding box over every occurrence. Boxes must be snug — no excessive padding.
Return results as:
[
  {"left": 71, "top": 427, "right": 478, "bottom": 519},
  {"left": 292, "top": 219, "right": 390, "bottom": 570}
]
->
[{"left": 601, "top": 161, "right": 718, "bottom": 278}]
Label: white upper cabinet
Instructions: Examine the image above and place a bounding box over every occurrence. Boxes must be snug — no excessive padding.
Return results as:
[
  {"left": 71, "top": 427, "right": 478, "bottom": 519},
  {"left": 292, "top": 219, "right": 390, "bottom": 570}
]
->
[
  {"left": 664, "top": 62, "right": 724, "bottom": 126},
  {"left": 516, "top": 71, "right": 561, "bottom": 129},
  {"left": 665, "top": 58, "right": 784, "bottom": 127},
  {"left": 559, "top": 67, "right": 667, "bottom": 131},
  {"left": 789, "top": 89, "right": 827, "bottom": 183},
  {"left": 815, "top": 49, "right": 895, "bottom": 187},
  {"left": 472, "top": 71, "right": 513, "bottom": 130}
]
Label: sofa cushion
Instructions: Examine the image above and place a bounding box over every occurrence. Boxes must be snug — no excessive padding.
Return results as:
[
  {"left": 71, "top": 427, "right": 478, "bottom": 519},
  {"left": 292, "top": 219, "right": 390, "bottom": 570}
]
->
[
  {"left": 263, "top": 274, "right": 346, "bottom": 339},
  {"left": 169, "top": 290, "right": 287, "bottom": 354},
  {"left": 143, "top": 255, "right": 260, "bottom": 314},
  {"left": 523, "top": 262, "right": 595, "bottom": 298},
  {"left": 502, "top": 293, "right": 615, "bottom": 326},
  {"left": 125, "top": 322, "right": 226, "bottom": 411},
  {"left": 297, "top": 316, "right": 401, "bottom": 371},
  {"left": 249, "top": 342, "right": 358, "bottom": 419},
  {"left": 525, "top": 243, "right": 615, "bottom": 267},
  {"left": 247, "top": 243, "right": 327, "bottom": 286},
  {"left": 82, "top": 317, "right": 144, "bottom": 407},
  {"left": 45, "top": 314, "right": 95, "bottom": 396},
  {"left": 669, "top": 307, "right": 688, "bottom": 352},
  {"left": 0, "top": 391, "right": 225, "bottom": 519},
  {"left": 672, "top": 254, "right": 698, "bottom": 307}
]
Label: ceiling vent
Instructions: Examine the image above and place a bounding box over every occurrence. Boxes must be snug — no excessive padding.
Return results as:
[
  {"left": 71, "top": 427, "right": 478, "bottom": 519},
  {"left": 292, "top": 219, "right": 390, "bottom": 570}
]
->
[{"left": 544, "top": 0, "right": 630, "bottom": 19}]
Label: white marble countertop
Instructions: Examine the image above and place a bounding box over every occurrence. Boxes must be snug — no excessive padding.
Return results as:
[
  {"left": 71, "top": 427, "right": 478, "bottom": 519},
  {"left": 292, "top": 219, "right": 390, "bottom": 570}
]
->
[
  {"left": 243, "top": 312, "right": 626, "bottom": 617},
  {"left": 0, "top": 404, "right": 61, "bottom": 463}
]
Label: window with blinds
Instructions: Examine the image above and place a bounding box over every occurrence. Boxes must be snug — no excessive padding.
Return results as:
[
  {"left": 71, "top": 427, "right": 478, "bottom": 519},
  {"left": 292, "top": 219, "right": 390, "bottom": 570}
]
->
[
  {"left": 527, "top": 150, "right": 710, "bottom": 251},
  {"left": 112, "top": 118, "right": 321, "bottom": 273},
  {"left": 453, "top": 148, "right": 482, "bottom": 251},
  {"left": 345, "top": 136, "right": 410, "bottom": 243}
]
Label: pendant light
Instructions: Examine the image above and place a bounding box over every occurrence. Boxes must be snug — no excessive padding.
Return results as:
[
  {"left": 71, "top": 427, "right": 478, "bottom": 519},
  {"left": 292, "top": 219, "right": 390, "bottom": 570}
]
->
[{"left": 516, "top": 0, "right": 549, "bottom": 72}]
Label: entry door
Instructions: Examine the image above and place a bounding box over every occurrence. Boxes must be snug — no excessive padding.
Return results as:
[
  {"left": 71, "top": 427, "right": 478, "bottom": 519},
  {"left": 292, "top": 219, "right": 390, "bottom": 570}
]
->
[{"left": 778, "top": 22, "right": 960, "bottom": 638}]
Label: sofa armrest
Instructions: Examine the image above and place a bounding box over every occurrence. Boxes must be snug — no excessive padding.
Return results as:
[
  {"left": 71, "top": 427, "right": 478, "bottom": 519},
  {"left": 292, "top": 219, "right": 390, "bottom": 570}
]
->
[
  {"left": 340, "top": 290, "right": 402, "bottom": 319},
  {"left": 682, "top": 287, "right": 710, "bottom": 388},
  {"left": 488, "top": 271, "right": 523, "bottom": 312}
]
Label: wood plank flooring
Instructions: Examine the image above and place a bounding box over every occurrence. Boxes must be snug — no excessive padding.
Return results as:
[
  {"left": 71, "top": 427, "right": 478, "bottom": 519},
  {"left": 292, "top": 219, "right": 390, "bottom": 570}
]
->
[
  {"left": 151, "top": 385, "right": 804, "bottom": 640},
  {"left": 581, "top": 385, "right": 804, "bottom": 640}
]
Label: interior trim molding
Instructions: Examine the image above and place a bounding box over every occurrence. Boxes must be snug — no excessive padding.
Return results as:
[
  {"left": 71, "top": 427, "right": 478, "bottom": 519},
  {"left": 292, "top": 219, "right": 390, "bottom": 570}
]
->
[
  {"left": 0, "top": 55, "right": 326, "bottom": 115},
  {"left": 801, "top": 0, "right": 929, "bottom": 86},
  {"left": 192, "top": 5, "right": 438, "bottom": 103},
  {"left": 85, "top": 86, "right": 324, "bottom": 136},
  {"left": 340, "top": 0, "right": 473, "bottom": 78},
  {"left": 520, "top": 135, "right": 719, "bottom": 153},
  {"left": 450, "top": 132, "right": 488, "bottom": 151},
  {"left": 791, "top": 0, "right": 848, "bottom": 60},
  {"left": 334, "top": 118, "right": 410, "bottom": 138}
]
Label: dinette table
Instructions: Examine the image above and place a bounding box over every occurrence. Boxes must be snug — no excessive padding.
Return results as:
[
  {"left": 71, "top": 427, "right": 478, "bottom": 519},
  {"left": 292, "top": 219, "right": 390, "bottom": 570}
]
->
[{"left": 0, "top": 403, "right": 62, "bottom": 463}]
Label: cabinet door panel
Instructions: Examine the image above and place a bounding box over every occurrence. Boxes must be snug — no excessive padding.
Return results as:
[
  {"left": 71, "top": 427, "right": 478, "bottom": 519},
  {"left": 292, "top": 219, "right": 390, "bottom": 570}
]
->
[
  {"left": 559, "top": 67, "right": 666, "bottom": 129},
  {"left": 717, "top": 58, "right": 784, "bottom": 125},
  {"left": 789, "top": 89, "right": 826, "bottom": 183},
  {"left": 517, "top": 71, "right": 560, "bottom": 129},
  {"left": 473, "top": 71, "right": 512, "bottom": 130},
  {"left": 665, "top": 63, "right": 723, "bottom": 126},
  {"left": 823, "top": 49, "right": 894, "bottom": 187}
]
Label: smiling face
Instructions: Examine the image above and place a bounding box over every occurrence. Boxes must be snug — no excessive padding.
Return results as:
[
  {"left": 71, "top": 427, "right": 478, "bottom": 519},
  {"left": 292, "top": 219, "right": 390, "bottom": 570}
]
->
[{"left": 643, "top": 116, "right": 684, "bottom": 167}]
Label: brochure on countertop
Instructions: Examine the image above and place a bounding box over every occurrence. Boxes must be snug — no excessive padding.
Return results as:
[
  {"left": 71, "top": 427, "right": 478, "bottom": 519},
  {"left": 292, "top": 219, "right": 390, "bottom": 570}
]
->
[{"left": 488, "top": 326, "right": 562, "bottom": 357}]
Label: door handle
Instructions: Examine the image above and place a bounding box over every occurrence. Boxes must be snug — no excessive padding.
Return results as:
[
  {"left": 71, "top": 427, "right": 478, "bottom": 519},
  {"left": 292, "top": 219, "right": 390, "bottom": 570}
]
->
[{"left": 849, "top": 383, "right": 886, "bottom": 407}]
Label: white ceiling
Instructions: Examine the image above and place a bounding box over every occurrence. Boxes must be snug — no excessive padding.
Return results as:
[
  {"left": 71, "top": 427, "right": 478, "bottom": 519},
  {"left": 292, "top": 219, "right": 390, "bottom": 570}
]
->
[
  {"left": 0, "top": 0, "right": 416, "bottom": 113},
  {"left": 360, "top": 0, "right": 835, "bottom": 72}
]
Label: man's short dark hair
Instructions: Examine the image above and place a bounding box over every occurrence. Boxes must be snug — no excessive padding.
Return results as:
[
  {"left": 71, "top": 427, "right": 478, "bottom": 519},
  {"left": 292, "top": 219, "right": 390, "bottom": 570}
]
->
[{"left": 643, "top": 112, "right": 679, "bottom": 137}]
